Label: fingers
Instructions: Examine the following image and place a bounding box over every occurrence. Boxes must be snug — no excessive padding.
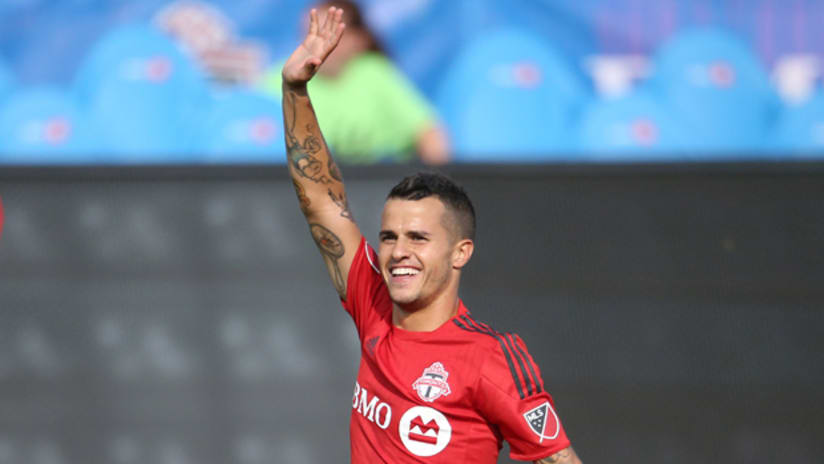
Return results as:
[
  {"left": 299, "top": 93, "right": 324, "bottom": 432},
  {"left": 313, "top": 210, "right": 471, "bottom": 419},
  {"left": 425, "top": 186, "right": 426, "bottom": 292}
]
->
[
  {"left": 308, "top": 8, "right": 318, "bottom": 36},
  {"left": 328, "top": 7, "right": 342, "bottom": 35},
  {"left": 318, "top": 6, "right": 333, "bottom": 36},
  {"left": 333, "top": 21, "right": 346, "bottom": 44},
  {"left": 318, "top": 6, "right": 343, "bottom": 38}
]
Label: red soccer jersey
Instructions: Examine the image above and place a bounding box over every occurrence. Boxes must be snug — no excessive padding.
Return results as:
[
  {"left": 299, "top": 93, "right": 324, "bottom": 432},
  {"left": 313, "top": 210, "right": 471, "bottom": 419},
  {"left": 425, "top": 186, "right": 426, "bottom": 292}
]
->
[{"left": 342, "top": 238, "right": 571, "bottom": 463}]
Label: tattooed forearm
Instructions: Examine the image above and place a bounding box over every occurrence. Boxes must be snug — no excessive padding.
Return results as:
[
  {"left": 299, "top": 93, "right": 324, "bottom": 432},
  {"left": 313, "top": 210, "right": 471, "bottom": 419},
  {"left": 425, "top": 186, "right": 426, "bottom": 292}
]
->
[
  {"left": 310, "top": 223, "right": 346, "bottom": 299},
  {"left": 328, "top": 158, "right": 342, "bottom": 182},
  {"left": 290, "top": 150, "right": 332, "bottom": 184},
  {"left": 328, "top": 189, "right": 354, "bottom": 221},
  {"left": 292, "top": 179, "right": 311, "bottom": 214},
  {"left": 282, "top": 88, "right": 301, "bottom": 147},
  {"left": 283, "top": 88, "right": 333, "bottom": 185},
  {"left": 303, "top": 131, "right": 322, "bottom": 154},
  {"left": 536, "top": 447, "right": 581, "bottom": 464}
]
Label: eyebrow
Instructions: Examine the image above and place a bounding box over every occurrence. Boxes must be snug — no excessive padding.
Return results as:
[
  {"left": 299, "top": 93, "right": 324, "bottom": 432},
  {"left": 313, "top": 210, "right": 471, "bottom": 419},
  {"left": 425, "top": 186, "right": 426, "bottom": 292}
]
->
[{"left": 378, "top": 230, "right": 432, "bottom": 238}]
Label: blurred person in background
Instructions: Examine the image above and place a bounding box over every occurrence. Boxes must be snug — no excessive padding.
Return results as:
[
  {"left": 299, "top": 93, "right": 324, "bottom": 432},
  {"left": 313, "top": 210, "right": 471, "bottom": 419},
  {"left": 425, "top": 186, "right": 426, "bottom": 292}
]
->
[
  {"left": 279, "top": 7, "right": 580, "bottom": 463},
  {"left": 154, "top": 0, "right": 266, "bottom": 86},
  {"left": 264, "top": 0, "right": 450, "bottom": 165}
]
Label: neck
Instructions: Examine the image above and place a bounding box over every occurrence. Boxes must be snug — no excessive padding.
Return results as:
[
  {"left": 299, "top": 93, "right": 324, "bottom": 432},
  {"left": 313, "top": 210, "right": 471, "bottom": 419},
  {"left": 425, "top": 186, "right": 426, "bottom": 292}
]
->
[{"left": 392, "top": 287, "right": 461, "bottom": 332}]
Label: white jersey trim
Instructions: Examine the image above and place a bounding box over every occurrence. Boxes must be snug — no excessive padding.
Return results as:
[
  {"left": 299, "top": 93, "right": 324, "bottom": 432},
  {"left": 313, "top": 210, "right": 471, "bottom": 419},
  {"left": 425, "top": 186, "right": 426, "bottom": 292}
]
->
[{"left": 365, "top": 240, "right": 380, "bottom": 274}]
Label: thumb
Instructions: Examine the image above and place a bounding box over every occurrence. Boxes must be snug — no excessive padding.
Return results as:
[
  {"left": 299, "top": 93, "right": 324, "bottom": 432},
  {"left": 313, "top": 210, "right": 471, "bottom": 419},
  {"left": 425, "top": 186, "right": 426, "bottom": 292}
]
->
[{"left": 304, "top": 57, "right": 322, "bottom": 73}]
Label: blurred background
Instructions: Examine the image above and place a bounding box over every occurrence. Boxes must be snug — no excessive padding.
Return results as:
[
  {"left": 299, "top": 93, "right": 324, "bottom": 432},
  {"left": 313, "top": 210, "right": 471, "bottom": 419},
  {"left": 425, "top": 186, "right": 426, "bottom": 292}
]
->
[
  {"left": 1, "top": 1, "right": 823, "bottom": 463},
  {"left": 4, "top": 0, "right": 824, "bottom": 163}
]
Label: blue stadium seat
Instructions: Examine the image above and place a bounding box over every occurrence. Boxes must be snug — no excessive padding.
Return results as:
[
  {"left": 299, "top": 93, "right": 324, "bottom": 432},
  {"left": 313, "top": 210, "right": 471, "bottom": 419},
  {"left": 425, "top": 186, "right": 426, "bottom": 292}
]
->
[
  {"left": 74, "top": 24, "right": 209, "bottom": 162},
  {"left": 577, "top": 93, "right": 691, "bottom": 160},
  {"left": 771, "top": 93, "right": 824, "bottom": 158},
  {"left": 435, "top": 28, "right": 589, "bottom": 162},
  {"left": 649, "top": 28, "right": 777, "bottom": 153},
  {"left": 192, "top": 89, "right": 286, "bottom": 162},
  {"left": 0, "top": 87, "right": 96, "bottom": 163},
  {"left": 0, "top": 57, "right": 14, "bottom": 104}
]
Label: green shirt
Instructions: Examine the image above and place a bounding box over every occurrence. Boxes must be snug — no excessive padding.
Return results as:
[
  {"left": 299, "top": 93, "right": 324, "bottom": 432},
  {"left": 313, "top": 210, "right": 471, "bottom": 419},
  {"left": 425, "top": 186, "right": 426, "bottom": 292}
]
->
[{"left": 263, "top": 53, "right": 435, "bottom": 163}]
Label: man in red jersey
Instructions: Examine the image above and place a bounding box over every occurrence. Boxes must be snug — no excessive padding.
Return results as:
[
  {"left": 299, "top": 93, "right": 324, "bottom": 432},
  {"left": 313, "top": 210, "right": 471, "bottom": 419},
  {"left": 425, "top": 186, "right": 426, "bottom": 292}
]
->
[{"left": 281, "top": 6, "right": 582, "bottom": 463}]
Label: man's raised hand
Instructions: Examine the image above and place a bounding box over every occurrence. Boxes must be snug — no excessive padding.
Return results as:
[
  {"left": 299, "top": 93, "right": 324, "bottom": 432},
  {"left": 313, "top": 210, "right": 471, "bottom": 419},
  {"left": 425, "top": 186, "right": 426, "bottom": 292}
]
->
[{"left": 282, "top": 7, "right": 346, "bottom": 86}]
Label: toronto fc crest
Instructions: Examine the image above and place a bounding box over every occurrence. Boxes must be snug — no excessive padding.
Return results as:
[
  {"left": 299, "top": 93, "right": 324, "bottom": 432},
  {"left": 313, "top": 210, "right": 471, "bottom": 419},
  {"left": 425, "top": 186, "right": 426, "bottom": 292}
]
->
[{"left": 412, "top": 362, "right": 452, "bottom": 402}]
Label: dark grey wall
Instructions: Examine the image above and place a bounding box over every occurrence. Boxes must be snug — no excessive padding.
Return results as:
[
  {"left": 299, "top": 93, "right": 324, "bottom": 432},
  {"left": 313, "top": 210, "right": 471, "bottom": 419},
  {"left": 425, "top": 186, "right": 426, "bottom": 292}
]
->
[{"left": 1, "top": 164, "right": 822, "bottom": 463}]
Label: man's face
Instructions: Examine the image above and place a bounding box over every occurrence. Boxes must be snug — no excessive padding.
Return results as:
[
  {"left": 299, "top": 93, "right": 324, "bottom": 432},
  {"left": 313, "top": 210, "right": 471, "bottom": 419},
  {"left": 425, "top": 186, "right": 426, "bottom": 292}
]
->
[{"left": 378, "top": 197, "right": 457, "bottom": 311}]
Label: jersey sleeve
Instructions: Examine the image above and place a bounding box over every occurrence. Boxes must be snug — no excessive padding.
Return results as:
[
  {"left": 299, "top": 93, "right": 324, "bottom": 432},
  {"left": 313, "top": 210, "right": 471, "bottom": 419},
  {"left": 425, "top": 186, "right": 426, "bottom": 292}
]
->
[
  {"left": 475, "top": 333, "right": 571, "bottom": 461},
  {"left": 340, "top": 237, "right": 386, "bottom": 341}
]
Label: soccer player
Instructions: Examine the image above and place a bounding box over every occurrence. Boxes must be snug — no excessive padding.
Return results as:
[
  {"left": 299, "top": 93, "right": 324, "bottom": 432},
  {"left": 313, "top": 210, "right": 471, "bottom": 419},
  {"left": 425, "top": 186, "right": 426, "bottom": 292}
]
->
[{"left": 281, "top": 7, "right": 582, "bottom": 463}]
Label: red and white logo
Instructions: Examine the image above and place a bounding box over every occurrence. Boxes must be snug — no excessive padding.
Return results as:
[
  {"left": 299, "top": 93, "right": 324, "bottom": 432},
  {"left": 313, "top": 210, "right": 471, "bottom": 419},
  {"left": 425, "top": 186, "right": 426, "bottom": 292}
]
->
[
  {"left": 523, "top": 401, "right": 560, "bottom": 443},
  {"left": 399, "top": 406, "right": 452, "bottom": 457},
  {"left": 412, "top": 362, "right": 451, "bottom": 403}
]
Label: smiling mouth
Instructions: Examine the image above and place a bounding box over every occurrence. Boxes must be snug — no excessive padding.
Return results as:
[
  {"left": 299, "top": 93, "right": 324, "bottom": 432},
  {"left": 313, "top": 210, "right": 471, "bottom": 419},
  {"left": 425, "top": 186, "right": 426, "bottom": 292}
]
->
[
  {"left": 388, "top": 267, "right": 420, "bottom": 285},
  {"left": 391, "top": 267, "right": 420, "bottom": 277}
]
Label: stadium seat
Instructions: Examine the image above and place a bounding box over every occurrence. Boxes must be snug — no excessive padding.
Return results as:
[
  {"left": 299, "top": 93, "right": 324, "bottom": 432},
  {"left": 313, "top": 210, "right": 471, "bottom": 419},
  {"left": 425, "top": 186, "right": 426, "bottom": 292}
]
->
[
  {"left": 577, "top": 92, "right": 691, "bottom": 160},
  {"left": 0, "top": 87, "right": 95, "bottom": 163},
  {"left": 0, "top": 58, "right": 14, "bottom": 104},
  {"left": 649, "top": 28, "right": 778, "bottom": 153},
  {"left": 435, "top": 28, "right": 589, "bottom": 162},
  {"left": 771, "top": 92, "right": 824, "bottom": 158},
  {"left": 192, "top": 89, "right": 286, "bottom": 162},
  {"left": 74, "top": 24, "right": 209, "bottom": 162}
]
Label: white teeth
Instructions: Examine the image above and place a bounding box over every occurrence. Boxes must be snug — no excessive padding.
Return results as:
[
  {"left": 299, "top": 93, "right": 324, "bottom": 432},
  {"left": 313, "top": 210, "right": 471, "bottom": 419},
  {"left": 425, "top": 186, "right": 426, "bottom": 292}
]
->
[{"left": 391, "top": 267, "right": 419, "bottom": 276}]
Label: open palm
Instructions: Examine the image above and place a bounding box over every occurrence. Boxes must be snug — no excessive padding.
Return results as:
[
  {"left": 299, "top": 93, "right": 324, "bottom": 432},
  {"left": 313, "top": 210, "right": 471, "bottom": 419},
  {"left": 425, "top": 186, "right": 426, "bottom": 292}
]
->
[{"left": 282, "top": 7, "right": 346, "bottom": 85}]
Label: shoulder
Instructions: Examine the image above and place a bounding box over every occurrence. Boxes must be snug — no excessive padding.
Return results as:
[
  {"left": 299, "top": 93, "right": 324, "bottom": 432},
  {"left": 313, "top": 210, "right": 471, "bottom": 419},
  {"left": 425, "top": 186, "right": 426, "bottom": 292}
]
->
[
  {"left": 453, "top": 314, "right": 544, "bottom": 400},
  {"left": 451, "top": 313, "right": 511, "bottom": 352}
]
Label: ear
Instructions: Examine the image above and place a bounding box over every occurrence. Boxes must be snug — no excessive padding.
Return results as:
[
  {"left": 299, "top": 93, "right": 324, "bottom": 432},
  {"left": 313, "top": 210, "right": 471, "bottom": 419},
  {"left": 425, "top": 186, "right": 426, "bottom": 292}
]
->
[{"left": 451, "top": 239, "right": 474, "bottom": 269}]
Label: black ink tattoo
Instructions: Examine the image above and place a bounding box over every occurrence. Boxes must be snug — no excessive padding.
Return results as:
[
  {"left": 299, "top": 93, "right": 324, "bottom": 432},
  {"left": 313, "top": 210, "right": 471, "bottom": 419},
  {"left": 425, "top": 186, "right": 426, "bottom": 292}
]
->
[
  {"left": 310, "top": 223, "right": 346, "bottom": 299},
  {"left": 290, "top": 150, "right": 331, "bottom": 184},
  {"left": 328, "top": 158, "right": 343, "bottom": 182},
  {"left": 283, "top": 90, "right": 333, "bottom": 184},
  {"left": 292, "top": 179, "right": 311, "bottom": 214},
  {"left": 537, "top": 447, "right": 579, "bottom": 464},
  {"left": 328, "top": 189, "right": 354, "bottom": 221},
  {"left": 303, "top": 132, "right": 322, "bottom": 154}
]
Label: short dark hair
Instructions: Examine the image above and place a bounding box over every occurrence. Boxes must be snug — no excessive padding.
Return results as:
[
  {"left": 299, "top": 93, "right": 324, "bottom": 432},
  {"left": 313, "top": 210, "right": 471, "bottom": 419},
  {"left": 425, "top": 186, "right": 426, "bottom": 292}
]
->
[{"left": 387, "top": 172, "right": 476, "bottom": 241}]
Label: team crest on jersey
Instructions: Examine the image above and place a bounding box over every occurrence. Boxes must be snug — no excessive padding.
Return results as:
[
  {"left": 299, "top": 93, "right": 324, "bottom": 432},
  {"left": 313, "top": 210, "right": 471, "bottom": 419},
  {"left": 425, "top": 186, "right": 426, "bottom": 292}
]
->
[
  {"left": 523, "top": 401, "right": 560, "bottom": 443},
  {"left": 412, "top": 362, "right": 451, "bottom": 402}
]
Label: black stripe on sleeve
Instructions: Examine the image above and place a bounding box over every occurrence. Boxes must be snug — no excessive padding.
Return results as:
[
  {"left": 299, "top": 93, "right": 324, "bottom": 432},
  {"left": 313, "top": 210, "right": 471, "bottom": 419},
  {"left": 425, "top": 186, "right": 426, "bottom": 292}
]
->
[
  {"left": 509, "top": 333, "right": 542, "bottom": 394},
  {"left": 454, "top": 316, "right": 526, "bottom": 400},
  {"left": 467, "top": 316, "right": 534, "bottom": 397}
]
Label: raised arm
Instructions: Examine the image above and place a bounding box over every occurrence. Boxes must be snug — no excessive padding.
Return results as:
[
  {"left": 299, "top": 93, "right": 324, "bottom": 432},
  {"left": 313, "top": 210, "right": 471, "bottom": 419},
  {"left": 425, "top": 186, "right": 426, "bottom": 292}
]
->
[{"left": 282, "top": 7, "right": 362, "bottom": 300}]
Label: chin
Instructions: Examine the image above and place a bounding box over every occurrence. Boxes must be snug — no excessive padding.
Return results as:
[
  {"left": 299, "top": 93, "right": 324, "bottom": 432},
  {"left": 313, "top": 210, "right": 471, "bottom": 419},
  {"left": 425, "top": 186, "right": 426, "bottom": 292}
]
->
[{"left": 388, "top": 291, "right": 421, "bottom": 310}]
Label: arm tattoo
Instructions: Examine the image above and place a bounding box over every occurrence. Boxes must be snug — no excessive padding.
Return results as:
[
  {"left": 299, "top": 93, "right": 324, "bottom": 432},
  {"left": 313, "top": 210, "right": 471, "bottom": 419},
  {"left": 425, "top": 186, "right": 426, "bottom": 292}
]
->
[
  {"left": 328, "top": 158, "right": 343, "bottom": 182},
  {"left": 310, "top": 223, "right": 346, "bottom": 299},
  {"left": 292, "top": 179, "right": 311, "bottom": 214},
  {"left": 283, "top": 90, "right": 332, "bottom": 184},
  {"left": 536, "top": 447, "right": 580, "bottom": 464},
  {"left": 328, "top": 189, "right": 354, "bottom": 222},
  {"left": 303, "top": 131, "right": 322, "bottom": 154}
]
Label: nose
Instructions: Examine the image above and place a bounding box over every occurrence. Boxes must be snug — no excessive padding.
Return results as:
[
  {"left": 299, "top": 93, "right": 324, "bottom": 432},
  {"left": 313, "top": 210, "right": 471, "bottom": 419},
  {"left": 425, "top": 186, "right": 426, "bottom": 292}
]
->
[{"left": 390, "top": 237, "right": 410, "bottom": 261}]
